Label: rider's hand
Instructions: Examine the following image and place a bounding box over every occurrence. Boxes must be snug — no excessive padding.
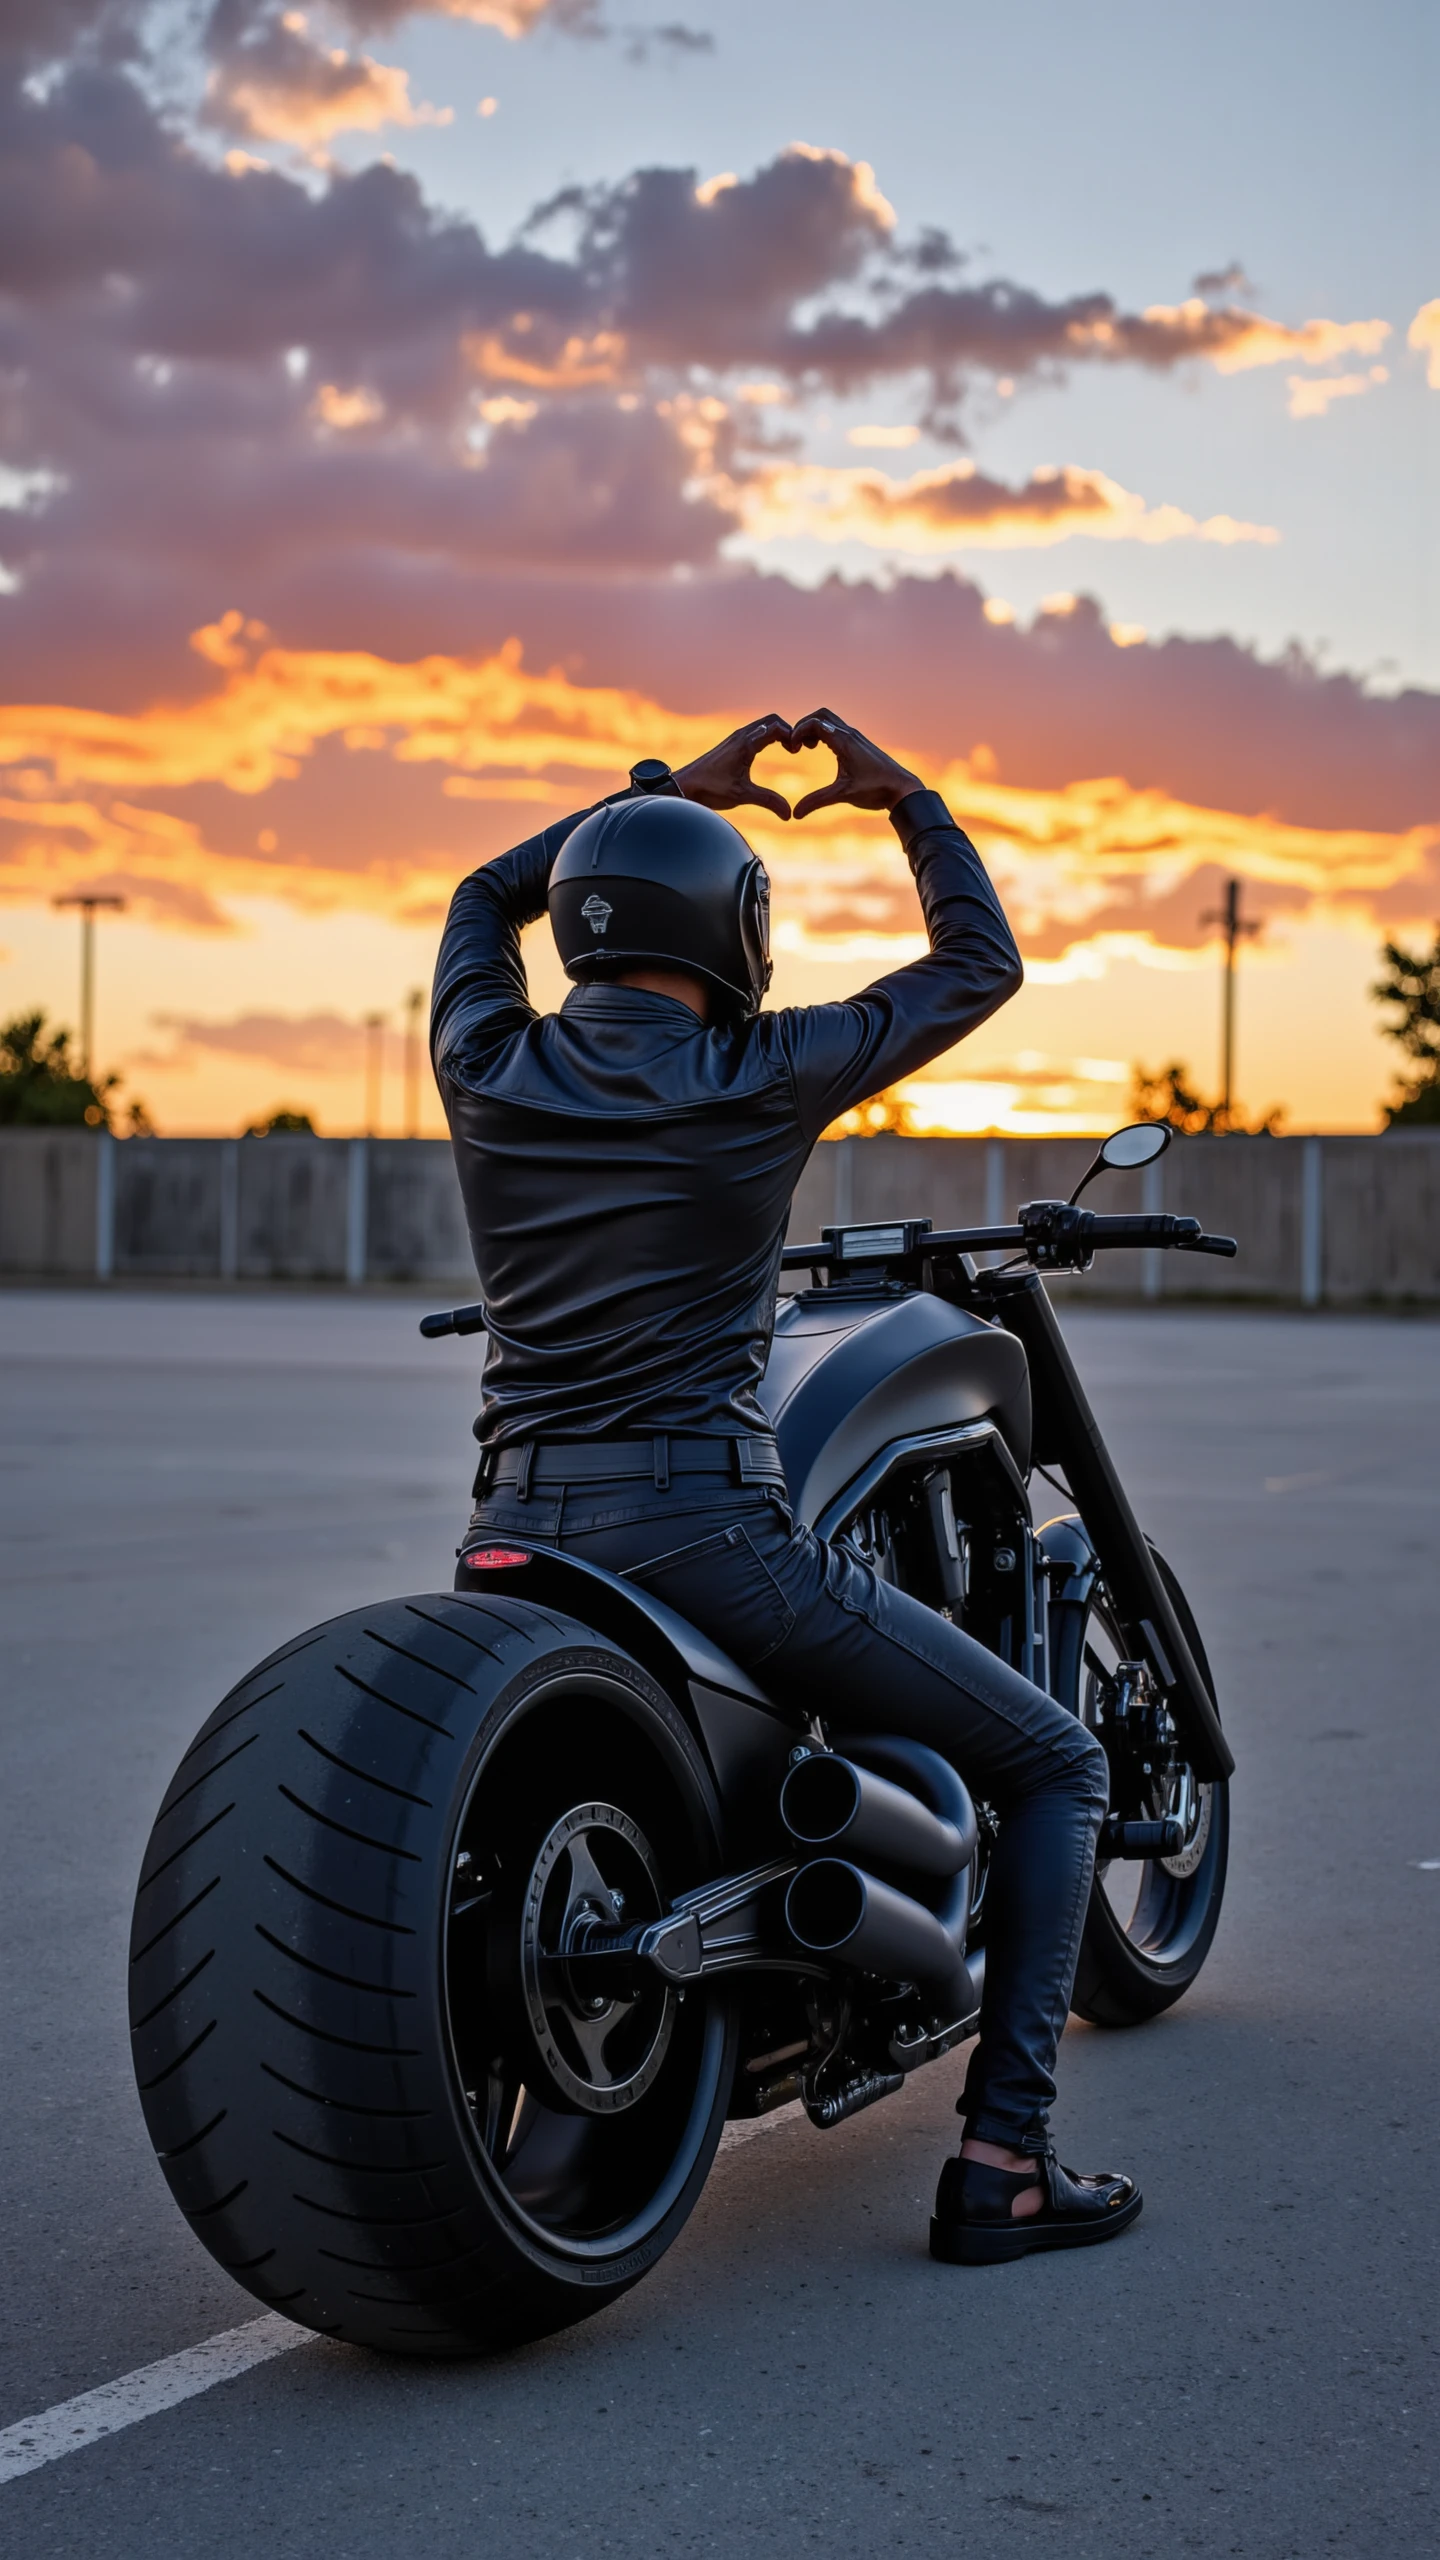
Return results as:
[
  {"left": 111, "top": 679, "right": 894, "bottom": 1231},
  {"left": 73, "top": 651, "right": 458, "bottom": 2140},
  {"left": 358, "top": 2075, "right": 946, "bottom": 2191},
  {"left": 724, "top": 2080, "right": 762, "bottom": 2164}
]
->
[
  {"left": 787, "top": 709, "right": 922, "bottom": 819},
  {"left": 672, "top": 713, "right": 794, "bottom": 823}
]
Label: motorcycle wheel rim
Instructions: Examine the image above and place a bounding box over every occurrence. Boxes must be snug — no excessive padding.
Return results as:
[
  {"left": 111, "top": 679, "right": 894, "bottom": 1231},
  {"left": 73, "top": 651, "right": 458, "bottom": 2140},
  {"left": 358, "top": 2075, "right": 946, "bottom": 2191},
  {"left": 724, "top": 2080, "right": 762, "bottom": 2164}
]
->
[
  {"left": 442, "top": 1670, "right": 729, "bottom": 2266},
  {"left": 1080, "top": 1602, "right": 1223, "bottom": 1973}
]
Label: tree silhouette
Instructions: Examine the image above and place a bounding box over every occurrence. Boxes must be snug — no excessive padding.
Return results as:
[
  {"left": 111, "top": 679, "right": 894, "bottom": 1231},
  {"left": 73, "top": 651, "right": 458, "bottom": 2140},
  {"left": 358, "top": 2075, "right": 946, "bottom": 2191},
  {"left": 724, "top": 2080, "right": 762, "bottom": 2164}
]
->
[
  {"left": 1372, "top": 930, "right": 1440, "bottom": 1126},
  {"left": 244, "top": 1107, "right": 316, "bottom": 1135},
  {"left": 0, "top": 1011, "right": 117, "bottom": 1128},
  {"left": 1130, "top": 1061, "right": 1284, "bottom": 1135}
]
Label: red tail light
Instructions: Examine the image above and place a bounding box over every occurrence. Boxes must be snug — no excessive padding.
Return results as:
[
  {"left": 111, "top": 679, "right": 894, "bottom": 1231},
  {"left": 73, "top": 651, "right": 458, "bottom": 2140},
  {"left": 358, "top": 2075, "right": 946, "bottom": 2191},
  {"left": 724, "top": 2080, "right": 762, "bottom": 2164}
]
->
[{"left": 461, "top": 1546, "right": 532, "bottom": 1571}]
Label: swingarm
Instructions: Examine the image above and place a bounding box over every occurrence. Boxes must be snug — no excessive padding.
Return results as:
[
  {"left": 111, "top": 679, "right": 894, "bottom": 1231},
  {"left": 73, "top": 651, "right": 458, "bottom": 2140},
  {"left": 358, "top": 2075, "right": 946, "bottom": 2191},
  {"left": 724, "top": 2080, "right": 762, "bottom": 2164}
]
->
[{"left": 556, "top": 1857, "right": 805, "bottom": 1995}]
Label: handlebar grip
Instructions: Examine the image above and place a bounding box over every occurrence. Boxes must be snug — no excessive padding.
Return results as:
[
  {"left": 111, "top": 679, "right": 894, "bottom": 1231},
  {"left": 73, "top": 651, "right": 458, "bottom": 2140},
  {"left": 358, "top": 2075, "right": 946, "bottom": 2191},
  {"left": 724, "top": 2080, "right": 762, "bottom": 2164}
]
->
[
  {"left": 418, "top": 1301, "right": 488, "bottom": 1338},
  {"left": 1082, "top": 1213, "right": 1201, "bottom": 1245}
]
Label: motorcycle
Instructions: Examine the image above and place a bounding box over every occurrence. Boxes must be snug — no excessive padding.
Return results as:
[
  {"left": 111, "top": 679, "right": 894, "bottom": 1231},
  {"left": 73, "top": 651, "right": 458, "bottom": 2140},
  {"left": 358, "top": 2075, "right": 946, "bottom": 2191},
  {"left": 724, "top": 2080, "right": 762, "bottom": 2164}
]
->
[{"left": 129, "top": 1121, "right": 1235, "bottom": 2355}]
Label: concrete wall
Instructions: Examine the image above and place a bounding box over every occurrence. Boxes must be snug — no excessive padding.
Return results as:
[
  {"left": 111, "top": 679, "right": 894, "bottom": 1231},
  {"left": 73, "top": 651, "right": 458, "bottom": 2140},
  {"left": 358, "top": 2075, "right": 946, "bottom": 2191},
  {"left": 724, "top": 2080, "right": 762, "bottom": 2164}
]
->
[
  {"left": 0, "top": 1130, "right": 104, "bottom": 1277},
  {"left": 2, "top": 1127, "right": 1437, "bottom": 1303},
  {"left": 228, "top": 1135, "right": 353, "bottom": 1282},
  {"left": 0, "top": 1132, "right": 478, "bottom": 1289}
]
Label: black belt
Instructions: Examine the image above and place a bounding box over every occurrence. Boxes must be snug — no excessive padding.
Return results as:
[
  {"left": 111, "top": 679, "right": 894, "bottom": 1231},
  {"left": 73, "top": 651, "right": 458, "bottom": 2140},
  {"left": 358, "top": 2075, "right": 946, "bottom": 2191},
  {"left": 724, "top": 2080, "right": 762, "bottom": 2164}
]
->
[{"left": 480, "top": 1433, "right": 785, "bottom": 1497}]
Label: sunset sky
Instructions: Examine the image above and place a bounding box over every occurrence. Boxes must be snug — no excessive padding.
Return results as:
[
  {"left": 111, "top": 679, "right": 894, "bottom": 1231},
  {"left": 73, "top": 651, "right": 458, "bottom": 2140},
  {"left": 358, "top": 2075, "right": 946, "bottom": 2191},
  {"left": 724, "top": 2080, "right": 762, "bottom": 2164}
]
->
[{"left": 1, "top": 0, "right": 1435, "bottom": 1135}]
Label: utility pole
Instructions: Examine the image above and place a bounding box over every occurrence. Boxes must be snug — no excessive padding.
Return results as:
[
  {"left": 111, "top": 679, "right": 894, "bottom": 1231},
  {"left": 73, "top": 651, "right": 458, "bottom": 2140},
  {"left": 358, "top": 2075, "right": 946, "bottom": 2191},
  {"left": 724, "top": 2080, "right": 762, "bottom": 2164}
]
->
[
  {"left": 51, "top": 893, "right": 126, "bottom": 1083},
  {"left": 363, "top": 1011, "right": 386, "bottom": 1137},
  {"left": 1200, "top": 877, "right": 1260, "bottom": 1126},
  {"left": 403, "top": 986, "right": 424, "bottom": 1139}
]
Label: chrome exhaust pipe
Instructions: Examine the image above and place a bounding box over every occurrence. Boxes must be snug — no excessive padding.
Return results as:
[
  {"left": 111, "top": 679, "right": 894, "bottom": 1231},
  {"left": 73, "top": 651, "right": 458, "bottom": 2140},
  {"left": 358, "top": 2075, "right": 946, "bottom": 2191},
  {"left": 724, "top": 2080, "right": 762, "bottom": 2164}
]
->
[
  {"left": 784, "top": 1859, "right": 972, "bottom": 2010},
  {"left": 780, "top": 1752, "right": 970, "bottom": 1879}
]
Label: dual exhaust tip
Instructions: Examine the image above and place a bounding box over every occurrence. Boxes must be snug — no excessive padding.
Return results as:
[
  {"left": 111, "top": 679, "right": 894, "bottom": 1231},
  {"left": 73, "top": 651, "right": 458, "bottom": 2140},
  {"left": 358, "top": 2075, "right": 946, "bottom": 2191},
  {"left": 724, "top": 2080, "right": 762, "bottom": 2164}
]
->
[{"left": 779, "top": 1751, "right": 975, "bottom": 2008}]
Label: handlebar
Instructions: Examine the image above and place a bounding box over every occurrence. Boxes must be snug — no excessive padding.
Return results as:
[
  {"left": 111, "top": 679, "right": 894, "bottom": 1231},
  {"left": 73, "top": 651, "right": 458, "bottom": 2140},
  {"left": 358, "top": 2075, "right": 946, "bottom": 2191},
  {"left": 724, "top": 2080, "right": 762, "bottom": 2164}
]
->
[
  {"left": 781, "top": 1227, "right": 1006, "bottom": 1270},
  {"left": 423, "top": 1206, "right": 1239, "bottom": 1336},
  {"left": 780, "top": 1204, "right": 1238, "bottom": 1277}
]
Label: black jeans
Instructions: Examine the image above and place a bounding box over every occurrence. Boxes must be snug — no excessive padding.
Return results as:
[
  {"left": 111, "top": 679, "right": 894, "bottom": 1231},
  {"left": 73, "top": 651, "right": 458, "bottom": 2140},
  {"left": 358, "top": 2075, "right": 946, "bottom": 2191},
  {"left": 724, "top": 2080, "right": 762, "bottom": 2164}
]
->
[{"left": 469, "top": 1472, "right": 1108, "bottom": 2153}]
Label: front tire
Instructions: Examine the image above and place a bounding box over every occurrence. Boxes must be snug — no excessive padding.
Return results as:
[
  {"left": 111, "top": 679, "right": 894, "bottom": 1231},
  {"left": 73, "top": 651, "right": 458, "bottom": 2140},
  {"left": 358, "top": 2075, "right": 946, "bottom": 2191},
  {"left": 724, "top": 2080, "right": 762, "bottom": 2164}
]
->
[
  {"left": 129, "top": 1593, "right": 736, "bottom": 2356},
  {"left": 1054, "top": 1548, "right": 1230, "bottom": 2027}
]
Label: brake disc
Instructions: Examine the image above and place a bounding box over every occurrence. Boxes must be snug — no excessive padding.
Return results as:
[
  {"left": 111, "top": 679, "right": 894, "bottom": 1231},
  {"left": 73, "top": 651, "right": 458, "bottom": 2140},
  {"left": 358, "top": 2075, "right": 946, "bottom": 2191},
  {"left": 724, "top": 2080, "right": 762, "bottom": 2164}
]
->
[{"left": 1159, "top": 1771, "right": 1214, "bottom": 1880}]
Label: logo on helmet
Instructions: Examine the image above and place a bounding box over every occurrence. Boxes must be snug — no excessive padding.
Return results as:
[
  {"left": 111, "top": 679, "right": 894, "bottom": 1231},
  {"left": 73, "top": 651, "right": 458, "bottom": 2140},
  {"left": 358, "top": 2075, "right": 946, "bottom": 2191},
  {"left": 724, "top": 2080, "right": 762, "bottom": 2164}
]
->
[{"left": 581, "top": 894, "right": 613, "bottom": 936}]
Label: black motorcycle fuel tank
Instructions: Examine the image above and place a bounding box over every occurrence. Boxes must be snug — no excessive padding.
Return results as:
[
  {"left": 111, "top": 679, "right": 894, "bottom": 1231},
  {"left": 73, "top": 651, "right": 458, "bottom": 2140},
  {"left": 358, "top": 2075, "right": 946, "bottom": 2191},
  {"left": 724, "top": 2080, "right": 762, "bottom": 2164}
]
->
[{"left": 759, "top": 1289, "right": 1031, "bottom": 1528}]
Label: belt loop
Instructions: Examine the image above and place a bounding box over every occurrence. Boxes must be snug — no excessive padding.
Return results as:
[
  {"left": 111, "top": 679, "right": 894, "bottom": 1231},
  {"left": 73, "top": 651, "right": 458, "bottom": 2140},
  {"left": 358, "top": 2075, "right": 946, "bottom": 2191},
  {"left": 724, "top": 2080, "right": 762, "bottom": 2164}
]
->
[
  {"left": 653, "top": 1434, "right": 670, "bottom": 1491},
  {"left": 516, "top": 1441, "right": 535, "bottom": 1501},
  {"left": 732, "top": 1434, "right": 749, "bottom": 1485}
]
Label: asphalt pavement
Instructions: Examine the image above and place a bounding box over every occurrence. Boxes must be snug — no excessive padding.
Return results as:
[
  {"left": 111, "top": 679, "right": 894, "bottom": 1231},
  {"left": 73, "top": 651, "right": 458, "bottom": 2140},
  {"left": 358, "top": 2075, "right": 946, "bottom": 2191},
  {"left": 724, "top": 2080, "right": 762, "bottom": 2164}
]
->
[{"left": 0, "top": 1288, "right": 1435, "bottom": 2559}]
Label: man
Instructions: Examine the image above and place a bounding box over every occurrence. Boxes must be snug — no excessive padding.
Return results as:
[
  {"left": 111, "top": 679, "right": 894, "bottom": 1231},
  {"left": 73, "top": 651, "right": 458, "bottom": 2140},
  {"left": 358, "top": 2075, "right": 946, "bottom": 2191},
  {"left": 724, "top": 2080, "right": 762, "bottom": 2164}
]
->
[{"left": 431, "top": 709, "right": 1139, "bottom": 2264}]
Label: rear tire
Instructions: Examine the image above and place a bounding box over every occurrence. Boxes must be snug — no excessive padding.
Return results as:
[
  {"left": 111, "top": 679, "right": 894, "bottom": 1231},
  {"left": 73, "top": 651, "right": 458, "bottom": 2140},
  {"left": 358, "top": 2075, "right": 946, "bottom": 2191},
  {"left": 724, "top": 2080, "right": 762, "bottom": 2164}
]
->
[
  {"left": 129, "top": 1593, "right": 735, "bottom": 2356},
  {"left": 1056, "top": 1548, "right": 1230, "bottom": 2028}
]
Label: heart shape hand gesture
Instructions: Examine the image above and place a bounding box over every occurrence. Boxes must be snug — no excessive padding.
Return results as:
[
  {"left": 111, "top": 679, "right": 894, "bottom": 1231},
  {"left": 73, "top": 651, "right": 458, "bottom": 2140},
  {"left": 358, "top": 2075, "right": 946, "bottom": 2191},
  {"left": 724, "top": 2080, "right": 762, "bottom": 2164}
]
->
[{"left": 671, "top": 711, "right": 921, "bottom": 822}]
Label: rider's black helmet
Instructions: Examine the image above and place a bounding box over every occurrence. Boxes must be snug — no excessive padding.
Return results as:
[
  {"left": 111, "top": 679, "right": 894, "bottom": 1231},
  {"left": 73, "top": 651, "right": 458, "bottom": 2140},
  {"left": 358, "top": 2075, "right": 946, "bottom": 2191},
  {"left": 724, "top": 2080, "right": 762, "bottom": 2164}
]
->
[{"left": 548, "top": 797, "right": 772, "bottom": 1021}]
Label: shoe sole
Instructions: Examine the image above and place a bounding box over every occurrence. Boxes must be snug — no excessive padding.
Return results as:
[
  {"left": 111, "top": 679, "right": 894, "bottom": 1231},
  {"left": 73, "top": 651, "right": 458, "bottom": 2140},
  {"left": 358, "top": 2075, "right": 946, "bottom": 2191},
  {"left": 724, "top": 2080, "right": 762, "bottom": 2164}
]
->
[{"left": 929, "top": 2188, "right": 1143, "bottom": 2264}]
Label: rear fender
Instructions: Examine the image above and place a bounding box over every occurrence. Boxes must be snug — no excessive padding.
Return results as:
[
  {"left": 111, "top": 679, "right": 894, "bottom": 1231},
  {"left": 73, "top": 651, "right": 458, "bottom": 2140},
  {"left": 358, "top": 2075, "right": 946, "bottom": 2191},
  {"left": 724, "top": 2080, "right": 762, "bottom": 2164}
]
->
[{"left": 455, "top": 1541, "right": 799, "bottom": 1856}]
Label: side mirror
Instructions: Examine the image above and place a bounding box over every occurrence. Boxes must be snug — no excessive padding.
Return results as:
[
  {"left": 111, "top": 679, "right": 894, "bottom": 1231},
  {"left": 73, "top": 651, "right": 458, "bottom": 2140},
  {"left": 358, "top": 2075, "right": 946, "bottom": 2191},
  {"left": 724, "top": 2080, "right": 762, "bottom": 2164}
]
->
[
  {"left": 1069, "top": 1120, "right": 1172, "bottom": 1203},
  {"left": 1100, "top": 1121, "right": 1172, "bottom": 1171}
]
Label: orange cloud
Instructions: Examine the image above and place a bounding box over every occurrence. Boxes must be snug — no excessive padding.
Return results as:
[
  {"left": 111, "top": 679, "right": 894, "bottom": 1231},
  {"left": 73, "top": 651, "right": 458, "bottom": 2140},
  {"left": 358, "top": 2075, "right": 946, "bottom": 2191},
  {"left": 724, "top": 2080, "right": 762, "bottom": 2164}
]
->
[
  {"left": 199, "top": 0, "right": 583, "bottom": 158},
  {"left": 462, "top": 329, "right": 628, "bottom": 391},
  {"left": 846, "top": 424, "right": 922, "bottom": 449},
  {"left": 146, "top": 1010, "right": 373, "bottom": 1073},
  {"left": 3, "top": 627, "right": 1433, "bottom": 960},
  {"left": 1287, "top": 366, "right": 1388, "bottom": 419},
  {"left": 207, "top": 18, "right": 452, "bottom": 147},
  {"left": 0, "top": 793, "right": 235, "bottom": 928},
  {"left": 746, "top": 754, "right": 1438, "bottom": 962},
  {"left": 441, "top": 0, "right": 592, "bottom": 27},
  {"left": 0, "top": 616, "right": 721, "bottom": 799},
  {"left": 1082, "top": 299, "right": 1391, "bottom": 374},
  {"left": 933, "top": 755, "right": 1435, "bottom": 904},
  {"left": 695, "top": 146, "right": 894, "bottom": 230},
  {"left": 0, "top": 623, "right": 726, "bottom": 925},
  {"left": 730, "top": 458, "right": 1278, "bottom": 553},
  {"left": 311, "top": 383, "right": 386, "bottom": 430},
  {"left": 1408, "top": 299, "right": 1440, "bottom": 388}
]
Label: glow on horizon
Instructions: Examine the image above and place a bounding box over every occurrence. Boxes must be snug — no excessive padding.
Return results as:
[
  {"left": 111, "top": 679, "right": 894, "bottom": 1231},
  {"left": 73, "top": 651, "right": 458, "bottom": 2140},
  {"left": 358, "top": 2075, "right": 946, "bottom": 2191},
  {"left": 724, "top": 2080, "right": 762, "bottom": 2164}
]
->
[{"left": 1, "top": 627, "right": 1427, "bottom": 1138}]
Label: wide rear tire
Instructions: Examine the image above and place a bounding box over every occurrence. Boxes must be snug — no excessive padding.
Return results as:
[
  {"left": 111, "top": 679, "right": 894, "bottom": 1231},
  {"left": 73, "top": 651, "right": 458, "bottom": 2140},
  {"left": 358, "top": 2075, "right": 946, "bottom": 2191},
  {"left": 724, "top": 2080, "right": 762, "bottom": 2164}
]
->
[{"left": 129, "top": 1592, "right": 735, "bottom": 2356}]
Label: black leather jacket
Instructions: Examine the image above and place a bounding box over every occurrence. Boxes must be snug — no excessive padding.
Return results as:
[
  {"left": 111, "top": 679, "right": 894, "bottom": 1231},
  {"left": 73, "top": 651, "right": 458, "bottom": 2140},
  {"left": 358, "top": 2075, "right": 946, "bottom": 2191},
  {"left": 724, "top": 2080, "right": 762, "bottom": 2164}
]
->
[{"left": 432, "top": 787, "right": 1022, "bottom": 1447}]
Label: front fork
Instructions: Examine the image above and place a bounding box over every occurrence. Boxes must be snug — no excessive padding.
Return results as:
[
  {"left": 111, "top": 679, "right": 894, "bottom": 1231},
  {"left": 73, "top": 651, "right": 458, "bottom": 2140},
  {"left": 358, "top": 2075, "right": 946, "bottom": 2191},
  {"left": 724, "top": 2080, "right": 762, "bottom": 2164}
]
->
[{"left": 979, "top": 1270, "right": 1234, "bottom": 1784}]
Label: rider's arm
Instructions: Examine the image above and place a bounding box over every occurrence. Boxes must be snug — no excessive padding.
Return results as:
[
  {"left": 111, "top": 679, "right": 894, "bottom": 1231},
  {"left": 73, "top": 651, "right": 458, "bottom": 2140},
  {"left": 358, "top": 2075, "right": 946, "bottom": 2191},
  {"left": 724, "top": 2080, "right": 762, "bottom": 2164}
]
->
[
  {"left": 774, "top": 787, "right": 1023, "bottom": 1141},
  {"left": 430, "top": 809, "right": 589, "bottom": 1087}
]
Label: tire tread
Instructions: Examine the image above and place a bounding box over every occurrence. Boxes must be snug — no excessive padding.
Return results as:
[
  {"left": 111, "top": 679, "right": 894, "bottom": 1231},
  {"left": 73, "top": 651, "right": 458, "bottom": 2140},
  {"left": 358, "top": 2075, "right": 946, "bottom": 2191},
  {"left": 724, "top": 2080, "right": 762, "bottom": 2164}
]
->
[{"left": 130, "top": 1592, "right": 732, "bottom": 2356}]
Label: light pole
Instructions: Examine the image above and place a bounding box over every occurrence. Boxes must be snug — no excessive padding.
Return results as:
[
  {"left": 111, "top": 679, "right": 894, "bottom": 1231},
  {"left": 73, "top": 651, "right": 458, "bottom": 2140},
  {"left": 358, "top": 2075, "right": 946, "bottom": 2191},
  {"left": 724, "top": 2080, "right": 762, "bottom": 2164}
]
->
[
  {"left": 403, "top": 986, "right": 424, "bottom": 1139},
  {"left": 51, "top": 893, "right": 126, "bottom": 1083},
  {"left": 363, "top": 1011, "right": 387, "bottom": 1137},
  {"left": 1200, "top": 877, "right": 1260, "bottom": 1126}
]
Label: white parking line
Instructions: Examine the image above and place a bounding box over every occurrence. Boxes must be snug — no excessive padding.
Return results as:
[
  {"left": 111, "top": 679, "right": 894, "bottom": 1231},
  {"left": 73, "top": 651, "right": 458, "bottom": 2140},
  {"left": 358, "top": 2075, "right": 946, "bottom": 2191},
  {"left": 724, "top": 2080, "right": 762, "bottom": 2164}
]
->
[
  {"left": 0, "top": 2103, "right": 807, "bottom": 2487},
  {"left": 0, "top": 2316, "right": 313, "bottom": 2486}
]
